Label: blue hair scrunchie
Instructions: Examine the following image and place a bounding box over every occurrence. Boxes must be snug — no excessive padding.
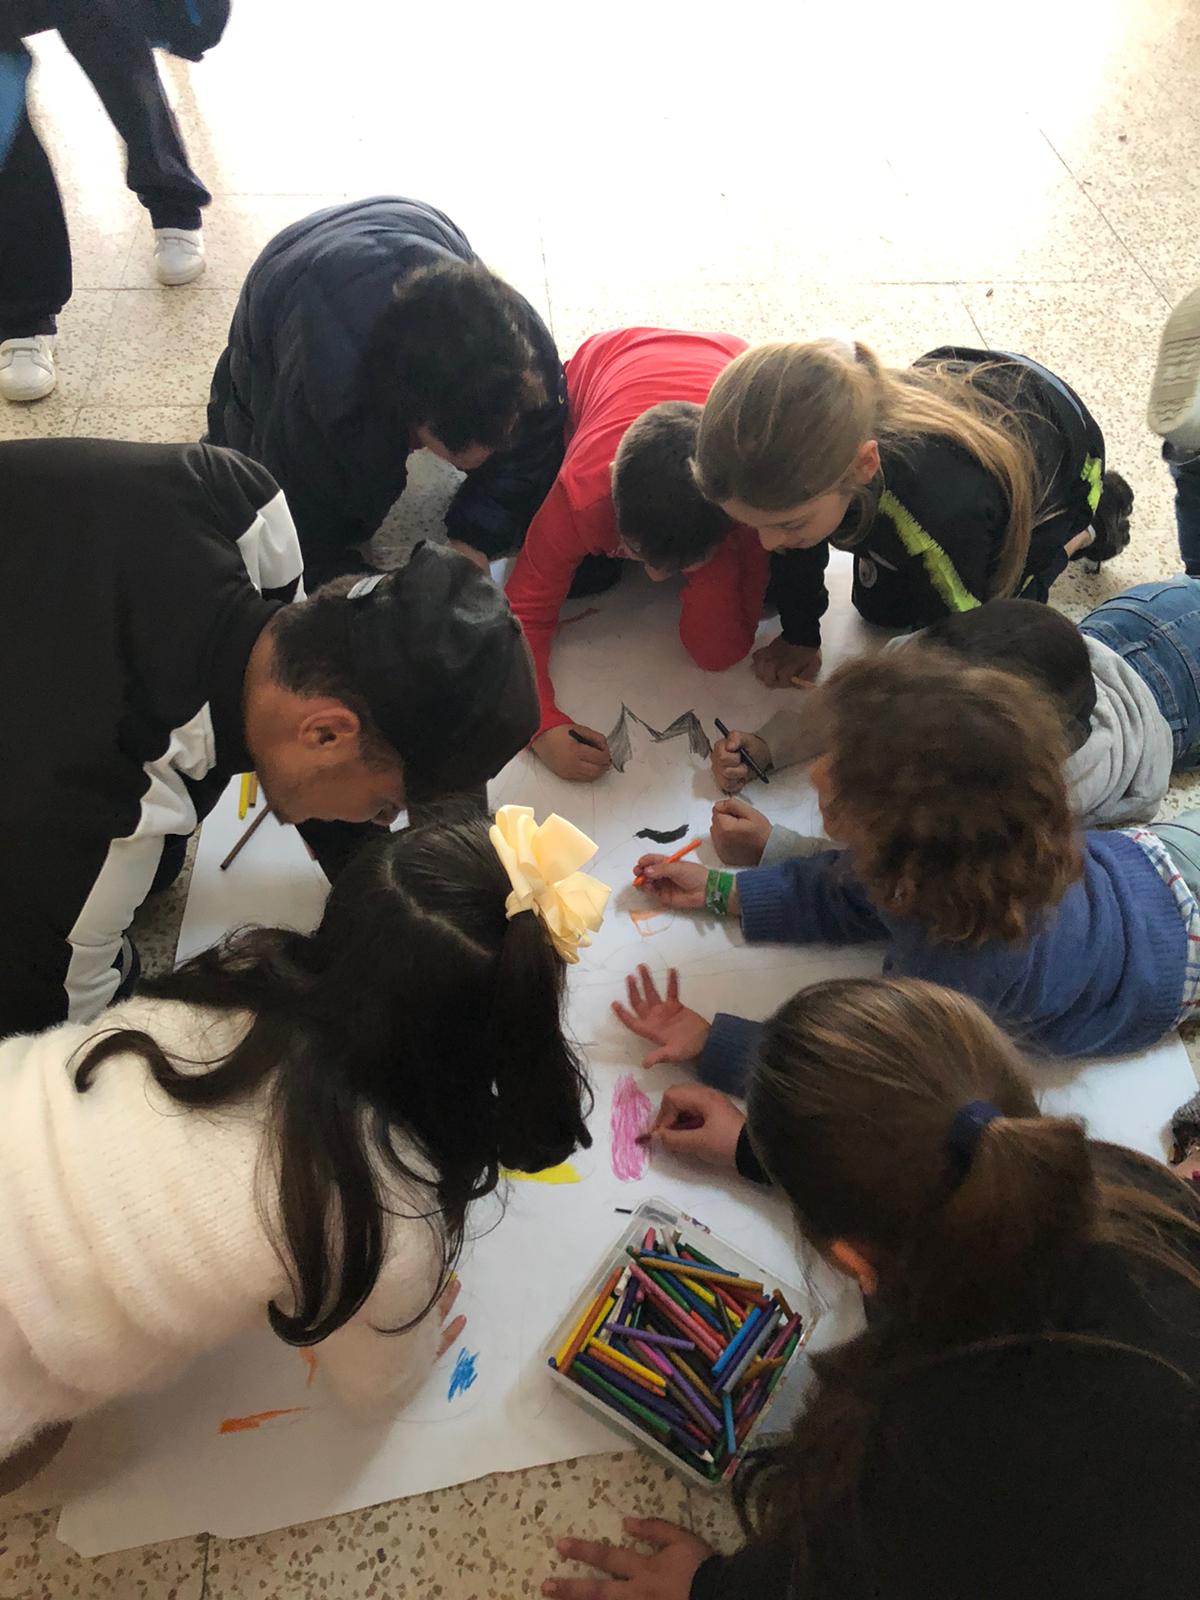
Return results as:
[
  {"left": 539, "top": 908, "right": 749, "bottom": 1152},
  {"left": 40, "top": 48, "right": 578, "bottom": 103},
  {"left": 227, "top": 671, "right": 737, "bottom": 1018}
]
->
[{"left": 945, "top": 1100, "right": 1003, "bottom": 1182}]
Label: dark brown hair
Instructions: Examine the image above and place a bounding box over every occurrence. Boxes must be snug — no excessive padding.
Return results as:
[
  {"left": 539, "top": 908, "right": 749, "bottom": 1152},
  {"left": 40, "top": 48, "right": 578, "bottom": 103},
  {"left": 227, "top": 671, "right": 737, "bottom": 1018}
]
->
[
  {"left": 611, "top": 401, "right": 734, "bottom": 570},
  {"left": 811, "top": 647, "right": 1081, "bottom": 944},
  {"left": 736, "top": 977, "right": 1200, "bottom": 1580}
]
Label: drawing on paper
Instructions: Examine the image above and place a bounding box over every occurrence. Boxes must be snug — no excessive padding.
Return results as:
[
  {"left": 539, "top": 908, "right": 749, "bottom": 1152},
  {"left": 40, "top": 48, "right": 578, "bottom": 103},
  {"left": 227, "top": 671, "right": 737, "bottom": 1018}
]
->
[
  {"left": 501, "top": 1161, "right": 583, "bottom": 1185},
  {"left": 629, "top": 908, "right": 674, "bottom": 939},
  {"left": 610, "top": 1074, "right": 653, "bottom": 1181},
  {"left": 299, "top": 1350, "right": 319, "bottom": 1388},
  {"left": 635, "top": 823, "right": 689, "bottom": 843},
  {"left": 605, "top": 707, "right": 711, "bottom": 774},
  {"left": 447, "top": 1349, "right": 479, "bottom": 1401},
  {"left": 219, "top": 1407, "right": 309, "bottom": 1435}
]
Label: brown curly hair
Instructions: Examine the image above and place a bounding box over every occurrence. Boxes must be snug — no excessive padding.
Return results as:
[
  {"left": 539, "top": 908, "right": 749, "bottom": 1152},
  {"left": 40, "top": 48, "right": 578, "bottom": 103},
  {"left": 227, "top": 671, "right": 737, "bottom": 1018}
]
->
[{"left": 812, "top": 646, "right": 1081, "bottom": 944}]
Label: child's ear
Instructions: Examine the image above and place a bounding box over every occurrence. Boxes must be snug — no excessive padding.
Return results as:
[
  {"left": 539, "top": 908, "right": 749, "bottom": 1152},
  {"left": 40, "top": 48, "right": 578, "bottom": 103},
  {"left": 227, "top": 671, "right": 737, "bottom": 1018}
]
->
[{"left": 855, "top": 439, "right": 881, "bottom": 482}]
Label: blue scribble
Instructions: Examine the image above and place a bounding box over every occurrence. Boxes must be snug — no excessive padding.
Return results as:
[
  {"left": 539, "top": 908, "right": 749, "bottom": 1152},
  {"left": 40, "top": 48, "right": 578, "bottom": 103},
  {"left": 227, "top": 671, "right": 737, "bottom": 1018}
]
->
[{"left": 447, "top": 1347, "right": 479, "bottom": 1401}]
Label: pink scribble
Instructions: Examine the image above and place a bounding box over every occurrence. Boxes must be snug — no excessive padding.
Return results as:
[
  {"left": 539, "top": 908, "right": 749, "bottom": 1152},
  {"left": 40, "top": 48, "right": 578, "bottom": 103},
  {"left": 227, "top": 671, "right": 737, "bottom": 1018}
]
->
[{"left": 611, "top": 1074, "right": 653, "bottom": 1181}]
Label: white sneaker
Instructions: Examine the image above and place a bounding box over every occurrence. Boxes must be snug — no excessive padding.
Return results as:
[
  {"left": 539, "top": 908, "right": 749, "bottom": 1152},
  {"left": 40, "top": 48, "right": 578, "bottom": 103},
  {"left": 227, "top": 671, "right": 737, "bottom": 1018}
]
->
[
  {"left": 153, "top": 227, "right": 206, "bottom": 286},
  {"left": 0, "top": 336, "right": 56, "bottom": 402},
  {"left": 1149, "top": 284, "right": 1200, "bottom": 454}
]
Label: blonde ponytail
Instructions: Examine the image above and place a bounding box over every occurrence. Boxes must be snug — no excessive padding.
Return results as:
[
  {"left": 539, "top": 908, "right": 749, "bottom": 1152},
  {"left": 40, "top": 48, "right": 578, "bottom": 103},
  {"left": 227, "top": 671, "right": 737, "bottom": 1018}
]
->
[{"left": 696, "top": 340, "right": 1039, "bottom": 599}]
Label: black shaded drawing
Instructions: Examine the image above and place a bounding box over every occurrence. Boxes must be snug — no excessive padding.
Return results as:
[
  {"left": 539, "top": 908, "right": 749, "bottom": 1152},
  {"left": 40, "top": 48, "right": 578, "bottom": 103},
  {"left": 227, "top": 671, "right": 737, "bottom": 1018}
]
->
[
  {"left": 635, "top": 823, "right": 690, "bottom": 843},
  {"left": 605, "top": 706, "right": 712, "bottom": 774}
]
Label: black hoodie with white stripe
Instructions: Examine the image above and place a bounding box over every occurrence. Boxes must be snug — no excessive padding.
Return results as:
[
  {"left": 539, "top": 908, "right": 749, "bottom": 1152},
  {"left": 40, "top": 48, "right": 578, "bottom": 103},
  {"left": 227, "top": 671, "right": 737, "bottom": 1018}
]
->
[{"left": 1, "top": 438, "right": 302, "bottom": 1036}]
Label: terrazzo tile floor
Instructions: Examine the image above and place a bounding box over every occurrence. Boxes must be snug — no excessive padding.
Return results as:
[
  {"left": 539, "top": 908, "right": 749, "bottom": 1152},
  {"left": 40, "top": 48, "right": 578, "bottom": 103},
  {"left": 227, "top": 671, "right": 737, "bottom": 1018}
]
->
[{"left": 2, "top": 0, "right": 1199, "bottom": 1592}]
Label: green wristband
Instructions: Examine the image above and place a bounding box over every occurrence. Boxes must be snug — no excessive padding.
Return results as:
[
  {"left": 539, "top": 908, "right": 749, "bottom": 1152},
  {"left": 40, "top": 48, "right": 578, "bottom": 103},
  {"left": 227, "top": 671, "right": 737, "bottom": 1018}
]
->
[{"left": 705, "top": 869, "right": 735, "bottom": 917}]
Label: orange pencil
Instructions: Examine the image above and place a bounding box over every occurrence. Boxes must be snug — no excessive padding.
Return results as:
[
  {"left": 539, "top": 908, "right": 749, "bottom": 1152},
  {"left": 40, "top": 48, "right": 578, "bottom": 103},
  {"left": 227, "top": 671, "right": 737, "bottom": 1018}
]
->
[{"left": 633, "top": 836, "right": 701, "bottom": 890}]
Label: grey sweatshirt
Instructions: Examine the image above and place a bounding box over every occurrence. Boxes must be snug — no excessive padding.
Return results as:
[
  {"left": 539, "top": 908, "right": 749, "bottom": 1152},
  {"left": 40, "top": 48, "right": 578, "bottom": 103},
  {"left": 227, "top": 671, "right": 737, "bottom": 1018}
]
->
[{"left": 750, "top": 633, "right": 1175, "bottom": 861}]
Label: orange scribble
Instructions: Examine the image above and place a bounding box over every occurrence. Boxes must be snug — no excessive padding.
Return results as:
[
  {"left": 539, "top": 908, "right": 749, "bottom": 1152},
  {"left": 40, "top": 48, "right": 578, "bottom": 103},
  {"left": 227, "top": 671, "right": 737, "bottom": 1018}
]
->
[
  {"left": 218, "top": 1407, "right": 308, "bottom": 1435},
  {"left": 299, "top": 1349, "right": 319, "bottom": 1387},
  {"left": 629, "top": 909, "right": 671, "bottom": 938}
]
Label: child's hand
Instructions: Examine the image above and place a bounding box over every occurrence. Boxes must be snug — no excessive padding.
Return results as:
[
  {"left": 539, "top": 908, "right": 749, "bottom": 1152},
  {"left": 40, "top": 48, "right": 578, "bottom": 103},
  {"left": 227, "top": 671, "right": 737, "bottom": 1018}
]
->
[
  {"left": 435, "top": 1277, "right": 467, "bottom": 1356},
  {"left": 711, "top": 728, "right": 771, "bottom": 794},
  {"left": 752, "top": 635, "right": 821, "bottom": 688},
  {"left": 634, "top": 855, "right": 707, "bottom": 908},
  {"left": 612, "top": 965, "right": 711, "bottom": 1067},
  {"left": 545, "top": 1517, "right": 713, "bottom": 1599},
  {"left": 649, "top": 1084, "right": 746, "bottom": 1170},
  {"left": 532, "top": 724, "right": 612, "bottom": 782},
  {"left": 711, "top": 797, "right": 771, "bottom": 866}
]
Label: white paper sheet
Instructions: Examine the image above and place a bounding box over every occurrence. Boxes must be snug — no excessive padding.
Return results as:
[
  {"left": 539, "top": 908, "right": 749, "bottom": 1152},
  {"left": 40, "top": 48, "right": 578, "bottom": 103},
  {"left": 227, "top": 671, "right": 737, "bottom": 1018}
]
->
[{"left": 59, "top": 554, "right": 1198, "bottom": 1554}]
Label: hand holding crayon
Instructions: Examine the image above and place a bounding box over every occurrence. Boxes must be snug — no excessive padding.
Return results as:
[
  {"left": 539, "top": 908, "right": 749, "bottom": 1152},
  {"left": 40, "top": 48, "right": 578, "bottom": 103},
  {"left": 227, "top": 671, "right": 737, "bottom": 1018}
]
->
[{"left": 646, "top": 1085, "right": 746, "bottom": 1170}]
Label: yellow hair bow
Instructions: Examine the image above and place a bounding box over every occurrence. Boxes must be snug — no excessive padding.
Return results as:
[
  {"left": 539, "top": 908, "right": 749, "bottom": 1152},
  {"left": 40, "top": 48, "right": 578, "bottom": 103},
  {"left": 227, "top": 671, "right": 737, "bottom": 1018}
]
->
[{"left": 489, "top": 805, "right": 610, "bottom": 964}]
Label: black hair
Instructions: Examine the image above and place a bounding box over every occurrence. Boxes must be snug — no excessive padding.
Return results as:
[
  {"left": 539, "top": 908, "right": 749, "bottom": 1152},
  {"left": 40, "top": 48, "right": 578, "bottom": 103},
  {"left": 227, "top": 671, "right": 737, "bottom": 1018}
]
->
[
  {"left": 921, "top": 598, "right": 1096, "bottom": 752},
  {"left": 267, "top": 575, "right": 395, "bottom": 768},
  {"left": 370, "top": 260, "right": 544, "bottom": 452},
  {"left": 611, "top": 401, "right": 735, "bottom": 571},
  {"left": 72, "top": 820, "right": 591, "bottom": 1346}
]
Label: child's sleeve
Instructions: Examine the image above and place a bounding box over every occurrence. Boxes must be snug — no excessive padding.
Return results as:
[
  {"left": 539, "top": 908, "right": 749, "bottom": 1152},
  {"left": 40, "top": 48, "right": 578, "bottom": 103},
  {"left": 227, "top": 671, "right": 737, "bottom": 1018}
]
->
[
  {"left": 885, "top": 468, "right": 1010, "bottom": 626},
  {"left": 677, "top": 528, "right": 770, "bottom": 671},
  {"left": 759, "top": 825, "right": 829, "bottom": 868},
  {"left": 770, "top": 542, "right": 831, "bottom": 648},
  {"left": 504, "top": 485, "right": 613, "bottom": 738},
  {"left": 314, "top": 1220, "right": 446, "bottom": 1417},
  {"left": 754, "top": 708, "right": 819, "bottom": 773},
  {"left": 737, "top": 854, "right": 889, "bottom": 945}
]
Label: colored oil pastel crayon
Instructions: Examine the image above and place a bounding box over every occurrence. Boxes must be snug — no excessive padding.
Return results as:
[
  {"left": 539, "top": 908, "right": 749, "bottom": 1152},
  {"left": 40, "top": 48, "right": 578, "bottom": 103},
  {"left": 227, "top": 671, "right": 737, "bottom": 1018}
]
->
[
  {"left": 604, "top": 1325, "right": 694, "bottom": 1352},
  {"left": 670, "top": 1351, "right": 721, "bottom": 1409},
  {"left": 554, "top": 1263, "right": 621, "bottom": 1369},
  {"left": 711, "top": 1303, "right": 766, "bottom": 1381},
  {"left": 574, "top": 1356, "right": 693, "bottom": 1432},
  {"left": 721, "top": 1307, "right": 782, "bottom": 1393},
  {"left": 586, "top": 1341, "right": 665, "bottom": 1390},
  {"left": 625, "top": 1263, "right": 724, "bottom": 1358},
  {"left": 636, "top": 1255, "right": 765, "bottom": 1294},
  {"left": 722, "top": 1391, "right": 737, "bottom": 1456},
  {"left": 572, "top": 1362, "right": 672, "bottom": 1442},
  {"left": 644, "top": 1267, "right": 725, "bottom": 1335},
  {"left": 662, "top": 1365, "right": 723, "bottom": 1435}
]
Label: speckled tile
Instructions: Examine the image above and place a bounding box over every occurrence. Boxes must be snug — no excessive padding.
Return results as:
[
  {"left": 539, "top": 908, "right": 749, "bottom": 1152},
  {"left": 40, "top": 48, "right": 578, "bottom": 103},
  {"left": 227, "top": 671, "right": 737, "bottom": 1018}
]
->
[
  {"left": 74, "top": 405, "right": 210, "bottom": 445},
  {"left": 119, "top": 194, "right": 348, "bottom": 291},
  {"left": 0, "top": 290, "right": 117, "bottom": 438},
  {"left": 87, "top": 289, "right": 236, "bottom": 408},
  {"left": 751, "top": 283, "right": 982, "bottom": 369},
  {"left": 0, "top": 1506, "right": 205, "bottom": 1600}
]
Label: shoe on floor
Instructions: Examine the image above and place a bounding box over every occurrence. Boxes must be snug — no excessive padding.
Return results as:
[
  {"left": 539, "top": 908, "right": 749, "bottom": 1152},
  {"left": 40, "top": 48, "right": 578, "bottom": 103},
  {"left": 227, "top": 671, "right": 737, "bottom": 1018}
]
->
[
  {"left": 1148, "top": 285, "right": 1200, "bottom": 453},
  {"left": 0, "top": 335, "right": 56, "bottom": 402},
  {"left": 153, "top": 227, "right": 206, "bottom": 286}
]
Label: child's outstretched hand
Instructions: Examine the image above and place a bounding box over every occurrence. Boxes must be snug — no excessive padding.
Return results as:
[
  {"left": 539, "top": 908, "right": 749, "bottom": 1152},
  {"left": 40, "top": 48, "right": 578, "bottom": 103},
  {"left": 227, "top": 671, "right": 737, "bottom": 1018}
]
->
[
  {"left": 711, "top": 796, "right": 771, "bottom": 866},
  {"left": 612, "top": 966, "right": 711, "bottom": 1067},
  {"left": 752, "top": 635, "right": 821, "bottom": 689},
  {"left": 435, "top": 1277, "right": 467, "bottom": 1356},
  {"left": 649, "top": 1084, "right": 746, "bottom": 1170},
  {"left": 532, "top": 724, "right": 612, "bottom": 782},
  {"left": 634, "top": 855, "right": 707, "bottom": 907},
  {"left": 711, "top": 728, "right": 771, "bottom": 794},
  {"left": 545, "top": 1517, "right": 713, "bottom": 1600}
]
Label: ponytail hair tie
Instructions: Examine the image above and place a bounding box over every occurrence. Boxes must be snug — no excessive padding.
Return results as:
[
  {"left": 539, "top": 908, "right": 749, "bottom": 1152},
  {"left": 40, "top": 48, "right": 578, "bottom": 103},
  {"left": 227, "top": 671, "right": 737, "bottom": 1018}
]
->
[{"left": 945, "top": 1100, "right": 1003, "bottom": 1182}]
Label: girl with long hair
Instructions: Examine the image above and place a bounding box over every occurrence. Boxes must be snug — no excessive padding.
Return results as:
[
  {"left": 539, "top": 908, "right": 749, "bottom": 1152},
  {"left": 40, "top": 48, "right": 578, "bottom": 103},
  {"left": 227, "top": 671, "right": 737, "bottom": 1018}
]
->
[
  {"left": 695, "top": 337, "right": 1131, "bottom": 689},
  {"left": 0, "top": 807, "right": 606, "bottom": 1489},
  {"left": 547, "top": 978, "right": 1200, "bottom": 1600}
]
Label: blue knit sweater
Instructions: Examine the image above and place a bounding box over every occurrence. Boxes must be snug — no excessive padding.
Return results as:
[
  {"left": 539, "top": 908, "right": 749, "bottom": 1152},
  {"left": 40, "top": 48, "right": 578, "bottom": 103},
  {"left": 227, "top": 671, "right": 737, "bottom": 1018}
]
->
[{"left": 697, "top": 830, "right": 1187, "bottom": 1095}]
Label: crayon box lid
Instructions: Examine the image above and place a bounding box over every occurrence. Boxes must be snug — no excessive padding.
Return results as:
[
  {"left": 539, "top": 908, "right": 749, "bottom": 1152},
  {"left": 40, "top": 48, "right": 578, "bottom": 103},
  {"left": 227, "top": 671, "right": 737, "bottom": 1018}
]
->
[{"left": 544, "top": 1197, "right": 825, "bottom": 1491}]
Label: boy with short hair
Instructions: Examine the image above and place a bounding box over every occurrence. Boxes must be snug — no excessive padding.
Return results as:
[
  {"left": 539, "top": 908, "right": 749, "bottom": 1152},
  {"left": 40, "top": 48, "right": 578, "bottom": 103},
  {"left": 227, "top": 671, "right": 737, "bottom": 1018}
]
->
[{"left": 505, "top": 327, "right": 770, "bottom": 782}]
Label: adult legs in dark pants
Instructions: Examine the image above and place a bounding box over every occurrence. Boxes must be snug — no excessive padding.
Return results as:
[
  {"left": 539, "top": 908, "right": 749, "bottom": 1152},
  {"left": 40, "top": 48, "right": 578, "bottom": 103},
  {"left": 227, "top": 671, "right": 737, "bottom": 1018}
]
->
[
  {"left": 1168, "top": 454, "right": 1200, "bottom": 578},
  {"left": 0, "top": 5, "right": 211, "bottom": 402}
]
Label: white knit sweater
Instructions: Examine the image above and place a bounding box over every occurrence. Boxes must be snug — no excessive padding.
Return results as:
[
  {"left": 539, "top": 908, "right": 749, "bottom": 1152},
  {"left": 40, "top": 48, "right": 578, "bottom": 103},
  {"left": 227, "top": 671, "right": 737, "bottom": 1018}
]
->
[{"left": 0, "top": 997, "right": 444, "bottom": 1455}]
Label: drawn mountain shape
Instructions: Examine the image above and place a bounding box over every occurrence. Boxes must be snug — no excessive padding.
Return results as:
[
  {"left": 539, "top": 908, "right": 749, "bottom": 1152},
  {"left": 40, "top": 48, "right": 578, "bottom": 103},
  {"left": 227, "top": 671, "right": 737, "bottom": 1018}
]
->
[{"left": 605, "top": 705, "right": 712, "bottom": 773}]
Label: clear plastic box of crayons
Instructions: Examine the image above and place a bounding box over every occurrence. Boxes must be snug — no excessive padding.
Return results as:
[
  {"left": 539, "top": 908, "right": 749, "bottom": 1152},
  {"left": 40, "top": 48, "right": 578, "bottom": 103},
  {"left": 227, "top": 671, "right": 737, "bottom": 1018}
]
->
[{"left": 545, "top": 1197, "right": 822, "bottom": 1489}]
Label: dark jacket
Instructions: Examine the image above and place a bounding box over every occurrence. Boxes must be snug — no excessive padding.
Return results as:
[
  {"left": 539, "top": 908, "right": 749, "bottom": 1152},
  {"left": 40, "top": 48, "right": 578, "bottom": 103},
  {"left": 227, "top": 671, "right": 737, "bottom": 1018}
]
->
[
  {"left": 693, "top": 1147, "right": 1200, "bottom": 1600},
  {"left": 0, "top": 438, "right": 302, "bottom": 1037},
  {"left": 777, "top": 347, "right": 1106, "bottom": 647},
  {"left": 205, "top": 197, "right": 567, "bottom": 580}
]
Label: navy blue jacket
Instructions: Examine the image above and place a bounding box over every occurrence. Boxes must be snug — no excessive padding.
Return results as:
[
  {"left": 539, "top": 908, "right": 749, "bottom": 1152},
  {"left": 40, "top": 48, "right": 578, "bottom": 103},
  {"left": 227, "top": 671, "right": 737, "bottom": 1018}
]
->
[{"left": 205, "top": 197, "right": 566, "bottom": 578}]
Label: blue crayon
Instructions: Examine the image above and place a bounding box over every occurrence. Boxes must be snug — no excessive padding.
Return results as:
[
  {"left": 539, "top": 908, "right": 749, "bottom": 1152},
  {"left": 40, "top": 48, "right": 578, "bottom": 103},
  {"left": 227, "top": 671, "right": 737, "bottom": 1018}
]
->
[
  {"left": 721, "top": 1391, "right": 737, "bottom": 1456},
  {"left": 712, "top": 1303, "right": 765, "bottom": 1382}
]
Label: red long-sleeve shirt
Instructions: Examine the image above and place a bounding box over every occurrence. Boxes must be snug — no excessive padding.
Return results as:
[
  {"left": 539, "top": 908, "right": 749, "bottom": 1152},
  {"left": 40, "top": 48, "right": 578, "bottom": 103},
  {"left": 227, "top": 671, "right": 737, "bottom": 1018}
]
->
[{"left": 505, "top": 328, "right": 769, "bottom": 737}]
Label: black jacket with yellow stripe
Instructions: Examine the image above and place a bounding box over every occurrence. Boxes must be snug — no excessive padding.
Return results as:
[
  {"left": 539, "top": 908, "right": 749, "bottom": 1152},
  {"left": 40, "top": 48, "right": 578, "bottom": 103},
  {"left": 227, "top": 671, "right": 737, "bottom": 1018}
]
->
[{"left": 776, "top": 346, "right": 1106, "bottom": 645}]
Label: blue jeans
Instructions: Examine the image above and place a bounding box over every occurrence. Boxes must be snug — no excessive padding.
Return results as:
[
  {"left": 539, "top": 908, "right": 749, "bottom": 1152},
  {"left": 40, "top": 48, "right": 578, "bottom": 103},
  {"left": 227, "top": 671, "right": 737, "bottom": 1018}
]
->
[
  {"left": 1080, "top": 580, "right": 1200, "bottom": 768},
  {"left": 1168, "top": 450, "right": 1200, "bottom": 576}
]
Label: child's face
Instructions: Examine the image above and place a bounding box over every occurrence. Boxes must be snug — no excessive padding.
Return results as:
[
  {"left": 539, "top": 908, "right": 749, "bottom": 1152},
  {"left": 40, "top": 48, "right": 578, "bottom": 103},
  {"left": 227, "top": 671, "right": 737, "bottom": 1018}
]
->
[
  {"left": 720, "top": 439, "right": 881, "bottom": 553},
  {"left": 809, "top": 752, "right": 864, "bottom": 852}
]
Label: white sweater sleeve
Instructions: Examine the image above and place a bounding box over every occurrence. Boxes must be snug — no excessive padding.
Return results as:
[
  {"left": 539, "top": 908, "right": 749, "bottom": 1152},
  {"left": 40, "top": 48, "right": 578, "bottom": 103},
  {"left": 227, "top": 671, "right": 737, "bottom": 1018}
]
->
[{"left": 314, "top": 1214, "right": 445, "bottom": 1417}]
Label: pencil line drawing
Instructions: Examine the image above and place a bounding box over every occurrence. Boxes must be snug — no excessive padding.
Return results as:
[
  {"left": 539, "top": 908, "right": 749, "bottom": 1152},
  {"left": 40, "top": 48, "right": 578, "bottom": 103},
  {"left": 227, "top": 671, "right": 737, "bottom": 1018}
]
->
[
  {"left": 605, "top": 706, "right": 712, "bottom": 773},
  {"left": 610, "top": 1073, "right": 653, "bottom": 1181}
]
